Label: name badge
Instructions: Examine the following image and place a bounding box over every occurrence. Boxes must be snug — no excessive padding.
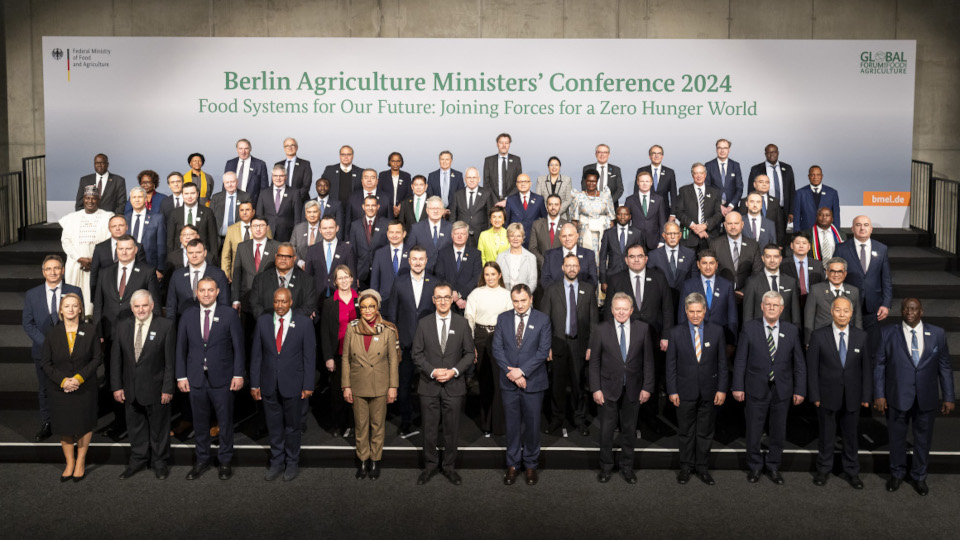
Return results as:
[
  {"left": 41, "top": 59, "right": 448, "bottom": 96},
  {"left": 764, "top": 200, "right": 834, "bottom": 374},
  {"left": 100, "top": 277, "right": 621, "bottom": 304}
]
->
[
  {"left": 373, "top": 337, "right": 379, "bottom": 342},
  {"left": 449, "top": 330, "right": 455, "bottom": 334},
  {"left": 854, "top": 348, "right": 860, "bottom": 353},
  {"left": 924, "top": 332, "right": 931, "bottom": 336},
  {"left": 730, "top": 173, "right": 736, "bottom": 177},
  {"left": 714, "top": 292, "right": 720, "bottom": 297},
  {"left": 706, "top": 194, "right": 711, "bottom": 197},
  {"left": 779, "top": 333, "right": 785, "bottom": 338},
  {"left": 78, "top": 331, "right": 85, "bottom": 336},
  {"left": 149, "top": 335, "right": 156, "bottom": 341},
  {"left": 646, "top": 278, "right": 652, "bottom": 282},
  {"left": 134, "top": 267, "right": 141, "bottom": 273},
  {"left": 678, "top": 258, "right": 684, "bottom": 263},
  {"left": 528, "top": 325, "right": 535, "bottom": 329},
  {"left": 149, "top": 331, "right": 156, "bottom": 337},
  {"left": 579, "top": 290, "right": 585, "bottom": 295},
  {"left": 195, "top": 217, "right": 201, "bottom": 222},
  {"left": 578, "top": 255, "right": 583, "bottom": 258},
  {"left": 283, "top": 193, "right": 288, "bottom": 198},
  {"left": 289, "top": 283, "right": 295, "bottom": 288},
  {"left": 289, "top": 321, "right": 296, "bottom": 328},
  {"left": 704, "top": 342, "right": 711, "bottom": 348},
  {"left": 374, "top": 228, "right": 380, "bottom": 232},
  {"left": 871, "top": 251, "right": 878, "bottom": 257},
  {"left": 335, "top": 254, "right": 341, "bottom": 259},
  {"left": 213, "top": 317, "right": 220, "bottom": 322},
  {"left": 439, "top": 232, "right": 445, "bottom": 237},
  {"left": 263, "top": 251, "right": 269, "bottom": 256}
]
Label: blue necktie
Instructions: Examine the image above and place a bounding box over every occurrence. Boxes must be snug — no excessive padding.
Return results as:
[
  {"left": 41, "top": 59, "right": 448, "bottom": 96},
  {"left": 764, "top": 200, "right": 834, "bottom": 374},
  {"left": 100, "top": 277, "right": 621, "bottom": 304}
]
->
[
  {"left": 319, "top": 199, "right": 326, "bottom": 218},
  {"left": 132, "top": 214, "right": 141, "bottom": 241},
  {"left": 911, "top": 329, "right": 920, "bottom": 367},
  {"left": 433, "top": 225, "right": 439, "bottom": 247},
  {"left": 393, "top": 248, "right": 399, "bottom": 275},
  {"left": 326, "top": 243, "right": 333, "bottom": 274},
  {"left": 653, "top": 168, "right": 659, "bottom": 191},
  {"left": 705, "top": 279, "right": 713, "bottom": 309},
  {"left": 49, "top": 287, "right": 58, "bottom": 324},
  {"left": 619, "top": 323, "right": 627, "bottom": 361},
  {"left": 619, "top": 228, "right": 625, "bottom": 254},
  {"left": 839, "top": 331, "right": 847, "bottom": 368},
  {"left": 456, "top": 251, "right": 462, "bottom": 271},
  {"left": 772, "top": 165, "right": 782, "bottom": 203}
]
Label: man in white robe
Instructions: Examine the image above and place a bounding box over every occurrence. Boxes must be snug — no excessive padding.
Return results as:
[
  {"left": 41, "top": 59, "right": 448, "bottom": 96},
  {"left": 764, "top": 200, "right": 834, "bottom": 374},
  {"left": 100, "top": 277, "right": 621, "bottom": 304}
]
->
[{"left": 60, "top": 186, "right": 113, "bottom": 314}]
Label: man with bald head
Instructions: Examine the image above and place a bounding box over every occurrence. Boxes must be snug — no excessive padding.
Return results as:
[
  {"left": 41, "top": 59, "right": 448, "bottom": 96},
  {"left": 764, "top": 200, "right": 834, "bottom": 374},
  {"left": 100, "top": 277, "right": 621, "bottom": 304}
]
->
[
  {"left": 540, "top": 223, "right": 598, "bottom": 290},
  {"left": 835, "top": 215, "right": 891, "bottom": 359},
  {"left": 708, "top": 210, "right": 762, "bottom": 294},
  {"left": 676, "top": 163, "right": 723, "bottom": 250},
  {"left": 503, "top": 174, "right": 546, "bottom": 248},
  {"left": 224, "top": 138, "right": 269, "bottom": 208},
  {"left": 275, "top": 137, "right": 313, "bottom": 201},
  {"left": 210, "top": 172, "right": 252, "bottom": 239},
  {"left": 450, "top": 166, "right": 495, "bottom": 246}
]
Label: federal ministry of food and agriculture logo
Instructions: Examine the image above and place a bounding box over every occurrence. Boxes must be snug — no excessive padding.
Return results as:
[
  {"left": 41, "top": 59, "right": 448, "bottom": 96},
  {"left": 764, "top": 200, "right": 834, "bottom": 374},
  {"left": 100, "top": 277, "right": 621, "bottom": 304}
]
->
[
  {"left": 51, "top": 48, "right": 63, "bottom": 60},
  {"left": 860, "top": 50, "right": 908, "bottom": 75}
]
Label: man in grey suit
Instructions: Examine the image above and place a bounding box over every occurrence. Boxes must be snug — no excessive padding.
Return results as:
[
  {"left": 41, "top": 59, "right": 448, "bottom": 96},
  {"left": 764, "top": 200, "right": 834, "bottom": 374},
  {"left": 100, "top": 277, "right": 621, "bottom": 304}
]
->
[
  {"left": 411, "top": 282, "right": 475, "bottom": 486},
  {"left": 75, "top": 153, "right": 127, "bottom": 215},
  {"left": 803, "top": 257, "right": 861, "bottom": 346},
  {"left": 527, "top": 194, "right": 569, "bottom": 265},
  {"left": 210, "top": 172, "right": 252, "bottom": 241},
  {"left": 582, "top": 143, "right": 623, "bottom": 206},
  {"left": 483, "top": 133, "right": 522, "bottom": 203},
  {"left": 743, "top": 244, "right": 800, "bottom": 325},
  {"left": 449, "top": 167, "right": 495, "bottom": 247}
]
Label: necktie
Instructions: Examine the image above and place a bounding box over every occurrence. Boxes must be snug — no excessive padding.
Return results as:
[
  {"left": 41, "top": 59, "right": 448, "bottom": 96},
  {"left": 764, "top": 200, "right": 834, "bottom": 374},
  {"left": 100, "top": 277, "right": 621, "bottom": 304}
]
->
[
  {"left": 443, "top": 171, "right": 449, "bottom": 201},
  {"left": 798, "top": 262, "right": 807, "bottom": 295},
  {"left": 440, "top": 318, "right": 448, "bottom": 354},
  {"left": 175, "top": 196, "right": 181, "bottom": 208},
  {"left": 599, "top": 166, "right": 606, "bottom": 191},
  {"left": 653, "top": 168, "right": 659, "bottom": 191},
  {"left": 834, "top": 288, "right": 841, "bottom": 298},
  {"left": 911, "top": 329, "right": 920, "bottom": 366},
  {"left": 113, "top": 241, "right": 118, "bottom": 262},
  {"left": 118, "top": 266, "right": 127, "bottom": 297},
  {"left": 456, "top": 251, "right": 462, "bottom": 271},
  {"left": 276, "top": 318, "right": 284, "bottom": 353},
  {"left": 705, "top": 279, "right": 713, "bottom": 309},
  {"left": 254, "top": 243, "right": 262, "bottom": 271},
  {"left": 309, "top": 227, "right": 316, "bottom": 246},
  {"left": 187, "top": 207, "right": 194, "bottom": 226},
  {"left": 468, "top": 191, "right": 475, "bottom": 209},
  {"left": 325, "top": 243, "right": 333, "bottom": 273},
  {"left": 767, "top": 325, "right": 777, "bottom": 381},
  {"left": 243, "top": 224, "right": 251, "bottom": 242},
  {"left": 772, "top": 165, "right": 782, "bottom": 203},
  {"left": 839, "top": 331, "right": 847, "bottom": 368},
  {"left": 642, "top": 194, "right": 648, "bottom": 216},
  {"left": 859, "top": 244, "right": 868, "bottom": 272},
  {"left": 365, "top": 220, "right": 372, "bottom": 244},
  {"left": 132, "top": 214, "right": 141, "bottom": 242},
  {"left": 515, "top": 313, "right": 526, "bottom": 348},
  {"left": 203, "top": 309, "right": 211, "bottom": 342},
  {"left": 549, "top": 222, "right": 555, "bottom": 245},
  {"left": 415, "top": 197, "right": 422, "bottom": 220},
  {"left": 619, "top": 228, "right": 626, "bottom": 254},
  {"left": 634, "top": 274, "right": 642, "bottom": 305},
  {"left": 753, "top": 218, "right": 759, "bottom": 241},
  {"left": 822, "top": 232, "right": 834, "bottom": 260},
  {"left": 433, "top": 225, "right": 439, "bottom": 247},
  {"left": 238, "top": 160, "right": 246, "bottom": 190},
  {"left": 135, "top": 322, "right": 144, "bottom": 363},
  {"left": 275, "top": 188, "right": 283, "bottom": 212},
  {"left": 697, "top": 188, "right": 704, "bottom": 223},
  {"left": 619, "top": 323, "right": 627, "bottom": 363},
  {"left": 319, "top": 199, "right": 326, "bottom": 218},
  {"left": 96, "top": 175, "right": 103, "bottom": 197},
  {"left": 500, "top": 157, "right": 507, "bottom": 197},
  {"left": 669, "top": 249, "right": 678, "bottom": 278},
  {"left": 192, "top": 270, "right": 200, "bottom": 297},
  {"left": 720, "top": 162, "right": 726, "bottom": 180},
  {"left": 568, "top": 284, "right": 577, "bottom": 335},
  {"left": 279, "top": 275, "right": 286, "bottom": 288},
  {"left": 770, "top": 274, "right": 778, "bottom": 292},
  {"left": 393, "top": 248, "right": 400, "bottom": 275},
  {"left": 49, "top": 287, "right": 58, "bottom": 323},
  {"left": 227, "top": 195, "right": 235, "bottom": 226},
  {"left": 523, "top": 195, "right": 528, "bottom": 211},
  {"left": 762, "top": 197, "right": 767, "bottom": 216},
  {"left": 286, "top": 160, "right": 293, "bottom": 184},
  {"left": 732, "top": 241, "right": 740, "bottom": 269},
  {"left": 694, "top": 327, "right": 702, "bottom": 363}
]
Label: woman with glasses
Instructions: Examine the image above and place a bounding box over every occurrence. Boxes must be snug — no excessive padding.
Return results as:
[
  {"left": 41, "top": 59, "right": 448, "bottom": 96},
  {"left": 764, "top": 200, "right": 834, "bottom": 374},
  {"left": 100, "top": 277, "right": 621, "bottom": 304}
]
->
[{"left": 320, "top": 265, "right": 359, "bottom": 438}]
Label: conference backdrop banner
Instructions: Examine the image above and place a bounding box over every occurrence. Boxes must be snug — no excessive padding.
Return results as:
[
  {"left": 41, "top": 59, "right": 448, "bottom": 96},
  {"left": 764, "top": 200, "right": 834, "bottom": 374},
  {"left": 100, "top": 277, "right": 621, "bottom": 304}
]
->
[{"left": 43, "top": 37, "right": 915, "bottom": 224}]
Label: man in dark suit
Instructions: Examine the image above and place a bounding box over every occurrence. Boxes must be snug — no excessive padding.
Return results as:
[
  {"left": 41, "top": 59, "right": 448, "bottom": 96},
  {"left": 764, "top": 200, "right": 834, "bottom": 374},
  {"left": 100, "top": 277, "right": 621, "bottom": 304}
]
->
[
  {"left": 875, "top": 298, "right": 956, "bottom": 495},
  {"left": 704, "top": 138, "right": 743, "bottom": 215},
  {"left": 667, "top": 292, "right": 727, "bottom": 485},
  {"left": 230, "top": 217, "right": 280, "bottom": 315},
  {"left": 398, "top": 175, "right": 430, "bottom": 232},
  {"left": 176, "top": 276, "right": 245, "bottom": 480},
  {"left": 433, "top": 222, "right": 482, "bottom": 315},
  {"left": 748, "top": 144, "right": 795, "bottom": 229},
  {"left": 836, "top": 215, "right": 892, "bottom": 360},
  {"left": 599, "top": 205, "right": 645, "bottom": 289},
  {"left": 250, "top": 287, "right": 316, "bottom": 482},
  {"left": 369, "top": 221, "right": 408, "bottom": 302},
  {"left": 780, "top": 233, "right": 825, "bottom": 314},
  {"left": 804, "top": 207, "right": 845, "bottom": 263},
  {"left": 804, "top": 257, "right": 862, "bottom": 346},
  {"left": 165, "top": 239, "right": 230, "bottom": 322},
  {"left": 22, "top": 255, "right": 83, "bottom": 441},
  {"left": 313, "top": 177, "right": 345, "bottom": 239},
  {"left": 411, "top": 282, "right": 475, "bottom": 485},
  {"left": 166, "top": 182, "right": 219, "bottom": 261},
  {"left": 741, "top": 193, "right": 778, "bottom": 247},
  {"left": 321, "top": 145, "right": 363, "bottom": 204},
  {"left": 541, "top": 253, "right": 598, "bottom": 436},
  {"left": 623, "top": 171, "right": 665, "bottom": 252},
  {"left": 91, "top": 215, "right": 147, "bottom": 300},
  {"left": 210, "top": 172, "right": 252, "bottom": 240},
  {"left": 503, "top": 174, "right": 546, "bottom": 248},
  {"left": 636, "top": 145, "right": 678, "bottom": 217},
  {"left": 676, "top": 163, "right": 723, "bottom": 250},
  {"left": 708, "top": 211, "right": 762, "bottom": 293},
  {"left": 793, "top": 165, "right": 841, "bottom": 233},
  {"left": 248, "top": 243, "right": 317, "bottom": 318},
  {"left": 738, "top": 174, "right": 786, "bottom": 247},
  {"left": 541, "top": 223, "right": 598, "bottom": 290},
  {"left": 406, "top": 196, "right": 452, "bottom": 275},
  {"left": 348, "top": 195, "right": 392, "bottom": 289},
  {"left": 275, "top": 137, "right": 313, "bottom": 201},
  {"left": 75, "top": 153, "right": 127, "bottom": 214},
  {"left": 224, "top": 138, "right": 269, "bottom": 209},
  {"left": 386, "top": 246, "right": 436, "bottom": 436},
  {"left": 256, "top": 165, "right": 302, "bottom": 243},
  {"left": 158, "top": 172, "right": 184, "bottom": 223},
  {"left": 450, "top": 167, "right": 495, "bottom": 247},
  {"left": 807, "top": 296, "right": 871, "bottom": 488},
  {"left": 582, "top": 143, "right": 623, "bottom": 206},
  {"left": 127, "top": 187, "right": 166, "bottom": 278},
  {"left": 111, "top": 290, "right": 175, "bottom": 480},
  {"left": 483, "top": 133, "right": 522, "bottom": 202},
  {"left": 164, "top": 225, "right": 219, "bottom": 295},
  {"left": 733, "top": 290, "right": 806, "bottom": 484},
  {"left": 647, "top": 222, "right": 696, "bottom": 295},
  {"left": 601, "top": 243, "right": 674, "bottom": 335},
  {"left": 589, "top": 292, "right": 654, "bottom": 483},
  {"left": 492, "top": 284, "right": 552, "bottom": 486},
  {"left": 344, "top": 169, "right": 392, "bottom": 236},
  {"left": 427, "top": 151, "right": 464, "bottom": 209},
  {"left": 527, "top": 194, "right": 568, "bottom": 265},
  {"left": 678, "top": 250, "right": 739, "bottom": 350},
  {"left": 743, "top": 244, "right": 801, "bottom": 325},
  {"left": 305, "top": 216, "right": 356, "bottom": 299}
]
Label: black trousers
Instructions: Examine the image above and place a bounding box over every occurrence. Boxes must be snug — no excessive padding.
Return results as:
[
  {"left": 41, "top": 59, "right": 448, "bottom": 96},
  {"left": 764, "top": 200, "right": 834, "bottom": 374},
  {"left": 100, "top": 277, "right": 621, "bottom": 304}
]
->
[
  {"left": 546, "top": 337, "right": 586, "bottom": 427},
  {"left": 420, "top": 391, "right": 464, "bottom": 472},
  {"left": 398, "top": 348, "right": 420, "bottom": 426},
  {"left": 126, "top": 398, "right": 171, "bottom": 468},
  {"left": 598, "top": 388, "right": 640, "bottom": 473},
  {"left": 263, "top": 383, "right": 303, "bottom": 469},
  {"left": 677, "top": 396, "right": 717, "bottom": 473},
  {"left": 745, "top": 387, "right": 789, "bottom": 472},
  {"left": 816, "top": 403, "right": 861, "bottom": 475},
  {"left": 475, "top": 326, "right": 505, "bottom": 435}
]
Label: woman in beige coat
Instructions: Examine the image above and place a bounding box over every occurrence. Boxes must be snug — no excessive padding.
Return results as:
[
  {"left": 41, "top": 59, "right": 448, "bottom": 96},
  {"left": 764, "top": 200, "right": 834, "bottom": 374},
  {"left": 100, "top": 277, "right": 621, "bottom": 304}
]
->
[{"left": 342, "top": 289, "right": 399, "bottom": 480}]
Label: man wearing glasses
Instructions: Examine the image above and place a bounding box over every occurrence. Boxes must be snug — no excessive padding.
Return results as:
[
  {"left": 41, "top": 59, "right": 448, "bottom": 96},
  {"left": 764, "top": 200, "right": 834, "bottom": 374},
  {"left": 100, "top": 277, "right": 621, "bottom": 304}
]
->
[
  {"left": 803, "top": 257, "right": 862, "bottom": 347},
  {"left": 322, "top": 145, "right": 364, "bottom": 204},
  {"left": 636, "top": 145, "right": 678, "bottom": 218},
  {"left": 274, "top": 138, "right": 313, "bottom": 201}
]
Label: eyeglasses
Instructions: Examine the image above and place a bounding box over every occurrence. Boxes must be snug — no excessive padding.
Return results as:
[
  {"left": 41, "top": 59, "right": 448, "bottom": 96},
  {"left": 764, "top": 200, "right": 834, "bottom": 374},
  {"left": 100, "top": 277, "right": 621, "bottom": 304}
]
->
[
  {"left": 359, "top": 305, "right": 377, "bottom": 311},
  {"left": 827, "top": 269, "right": 845, "bottom": 274},
  {"left": 284, "top": 144, "right": 297, "bottom": 148},
  {"left": 340, "top": 152, "right": 353, "bottom": 156},
  {"left": 275, "top": 254, "right": 294, "bottom": 259},
  {"left": 433, "top": 295, "right": 453, "bottom": 302}
]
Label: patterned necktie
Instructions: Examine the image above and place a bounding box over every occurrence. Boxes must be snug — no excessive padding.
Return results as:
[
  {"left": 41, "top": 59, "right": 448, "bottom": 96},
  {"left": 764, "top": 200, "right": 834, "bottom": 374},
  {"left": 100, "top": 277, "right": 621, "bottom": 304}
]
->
[
  {"left": 440, "top": 317, "right": 448, "bottom": 354},
  {"left": 705, "top": 279, "right": 713, "bottom": 309},
  {"left": 568, "top": 284, "right": 577, "bottom": 335},
  {"left": 732, "top": 241, "right": 740, "bottom": 269},
  {"left": 118, "top": 266, "right": 127, "bottom": 297},
  {"left": 133, "top": 214, "right": 141, "bottom": 242},
  {"left": 515, "top": 313, "right": 526, "bottom": 348},
  {"left": 254, "top": 243, "right": 262, "bottom": 271},
  {"left": 767, "top": 325, "right": 777, "bottom": 381},
  {"left": 192, "top": 270, "right": 199, "bottom": 298},
  {"left": 694, "top": 326, "right": 702, "bottom": 363},
  {"left": 243, "top": 224, "right": 250, "bottom": 242},
  {"left": 393, "top": 248, "right": 400, "bottom": 275},
  {"left": 911, "top": 329, "right": 920, "bottom": 366},
  {"left": 839, "top": 331, "right": 847, "bottom": 368},
  {"left": 275, "top": 188, "right": 283, "bottom": 212},
  {"left": 859, "top": 244, "right": 868, "bottom": 272},
  {"left": 276, "top": 317, "right": 284, "bottom": 353},
  {"left": 96, "top": 175, "right": 103, "bottom": 197},
  {"left": 135, "top": 321, "right": 144, "bottom": 363},
  {"left": 187, "top": 207, "right": 194, "bottom": 226},
  {"left": 798, "top": 261, "right": 807, "bottom": 295},
  {"left": 49, "top": 287, "right": 59, "bottom": 324},
  {"left": 279, "top": 275, "right": 286, "bottom": 288},
  {"left": 697, "top": 187, "right": 705, "bottom": 223},
  {"left": 720, "top": 162, "right": 726, "bottom": 181},
  {"left": 309, "top": 226, "right": 316, "bottom": 246},
  {"left": 175, "top": 196, "right": 181, "bottom": 208}
]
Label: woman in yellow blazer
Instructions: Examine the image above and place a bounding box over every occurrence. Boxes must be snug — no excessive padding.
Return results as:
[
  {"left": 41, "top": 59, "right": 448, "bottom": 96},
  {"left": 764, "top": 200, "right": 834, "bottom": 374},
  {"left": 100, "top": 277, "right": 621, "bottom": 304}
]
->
[
  {"left": 341, "top": 289, "right": 399, "bottom": 480},
  {"left": 477, "top": 207, "right": 509, "bottom": 265}
]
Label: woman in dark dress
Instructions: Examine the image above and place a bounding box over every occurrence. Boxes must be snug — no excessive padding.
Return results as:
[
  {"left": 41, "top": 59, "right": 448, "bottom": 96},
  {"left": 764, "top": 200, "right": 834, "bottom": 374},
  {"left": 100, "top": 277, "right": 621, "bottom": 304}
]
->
[
  {"left": 320, "top": 265, "right": 359, "bottom": 437},
  {"left": 40, "top": 293, "right": 101, "bottom": 482}
]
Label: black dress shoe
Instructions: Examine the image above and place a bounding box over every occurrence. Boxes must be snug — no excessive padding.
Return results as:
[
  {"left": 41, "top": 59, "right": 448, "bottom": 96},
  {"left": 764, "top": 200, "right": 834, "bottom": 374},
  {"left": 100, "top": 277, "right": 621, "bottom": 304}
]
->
[
  {"left": 265, "top": 467, "right": 283, "bottom": 482},
  {"left": 813, "top": 471, "right": 828, "bottom": 486},
  {"left": 104, "top": 426, "right": 128, "bottom": 441},
  {"left": 300, "top": 424, "right": 308, "bottom": 435},
  {"left": 218, "top": 464, "right": 233, "bottom": 480},
  {"left": 525, "top": 468, "right": 538, "bottom": 485},
  {"left": 697, "top": 471, "right": 716, "bottom": 486},
  {"left": 444, "top": 470, "right": 462, "bottom": 485},
  {"left": 542, "top": 420, "right": 562, "bottom": 435},
  {"left": 503, "top": 467, "right": 518, "bottom": 485},
  {"left": 841, "top": 473, "right": 864, "bottom": 490},
  {"left": 597, "top": 470, "right": 612, "bottom": 483},
  {"left": 417, "top": 469, "right": 435, "bottom": 485},
  {"left": 356, "top": 460, "right": 368, "bottom": 479},
  {"left": 368, "top": 460, "right": 381, "bottom": 480},
  {"left": 620, "top": 469, "right": 637, "bottom": 484},
  {"left": 282, "top": 467, "right": 299, "bottom": 482},
  {"left": 35, "top": 422, "right": 52, "bottom": 442},
  {"left": 154, "top": 464, "right": 169, "bottom": 480},
  {"left": 579, "top": 424, "right": 590, "bottom": 437},
  {"left": 747, "top": 470, "right": 762, "bottom": 483},
  {"left": 186, "top": 463, "right": 210, "bottom": 480},
  {"left": 913, "top": 478, "right": 929, "bottom": 496},
  {"left": 886, "top": 476, "right": 902, "bottom": 492},
  {"left": 767, "top": 470, "right": 784, "bottom": 485},
  {"left": 119, "top": 464, "right": 145, "bottom": 480},
  {"left": 677, "top": 469, "right": 691, "bottom": 484}
]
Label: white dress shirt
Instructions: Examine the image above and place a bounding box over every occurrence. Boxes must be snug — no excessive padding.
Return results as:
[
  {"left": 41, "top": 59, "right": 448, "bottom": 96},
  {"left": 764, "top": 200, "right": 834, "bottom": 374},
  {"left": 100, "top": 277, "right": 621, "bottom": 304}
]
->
[
  {"left": 130, "top": 210, "right": 147, "bottom": 243},
  {"left": 411, "top": 274, "right": 425, "bottom": 307},
  {"left": 903, "top": 321, "right": 924, "bottom": 358}
]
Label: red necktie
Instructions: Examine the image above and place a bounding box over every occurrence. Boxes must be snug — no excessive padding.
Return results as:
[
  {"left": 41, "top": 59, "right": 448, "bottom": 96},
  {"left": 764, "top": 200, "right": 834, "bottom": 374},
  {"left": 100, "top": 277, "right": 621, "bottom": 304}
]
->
[
  {"left": 549, "top": 222, "right": 555, "bottom": 245},
  {"left": 523, "top": 195, "right": 528, "bottom": 211},
  {"left": 254, "top": 243, "right": 262, "bottom": 271},
  {"left": 276, "top": 317, "right": 284, "bottom": 353},
  {"left": 798, "top": 261, "right": 807, "bottom": 295},
  {"left": 365, "top": 220, "right": 373, "bottom": 243}
]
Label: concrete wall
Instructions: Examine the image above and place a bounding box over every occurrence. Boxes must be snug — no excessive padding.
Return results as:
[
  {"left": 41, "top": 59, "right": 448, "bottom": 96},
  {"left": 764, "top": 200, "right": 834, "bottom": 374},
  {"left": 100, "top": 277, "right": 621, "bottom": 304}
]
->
[{"left": 3, "top": 0, "right": 958, "bottom": 177}]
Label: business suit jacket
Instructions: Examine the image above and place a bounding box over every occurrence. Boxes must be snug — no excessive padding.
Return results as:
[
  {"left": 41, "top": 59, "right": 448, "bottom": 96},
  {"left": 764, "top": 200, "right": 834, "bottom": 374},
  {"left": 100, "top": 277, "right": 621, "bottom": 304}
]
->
[
  {"left": 704, "top": 158, "right": 743, "bottom": 207},
  {"left": 321, "top": 164, "right": 364, "bottom": 203},
  {"left": 126, "top": 211, "right": 166, "bottom": 272},
  {"left": 163, "top": 247, "right": 218, "bottom": 286},
  {"left": 76, "top": 172, "right": 127, "bottom": 214},
  {"left": 427, "top": 168, "right": 464, "bottom": 208},
  {"left": 503, "top": 192, "right": 547, "bottom": 247},
  {"left": 708, "top": 235, "right": 762, "bottom": 291},
  {"left": 344, "top": 189, "right": 391, "bottom": 237},
  {"left": 749, "top": 161, "right": 796, "bottom": 222},
  {"left": 675, "top": 184, "right": 723, "bottom": 248},
  {"left": 527, "top": 217, "right": 568, "bottom": 265},
  {"left": 22, "top": 283, "right": 83, "bottom": 359},
  {"left": 231, "top": 238, "right": 280, "bottom": 308},
  {"left": 666, "top": 322, "right": 728, "bottom": 400},
  {"left": 251, "top": 312, "right": 316, "bottom": 398},
  {"left": 274, "top": 157, "right": 313, "bottom": 201},
  {"left": 598, "top": 225, "right": 645, "bottom": 284},
  {"left": 406, "top": 219, "right": 452, "bottom": 274},
  {"left": 491, "top": 308, "right": 552, "bottom": 393},
  {"left": 803, "top": 283, "right": 862, "bottom": 345},
  {"left": 377, "top": 170, "right": 412, "bottom": 208},
  {"left": 623, "top": 191, "right": 667, "bottom": 251},
  {"left": 540, "top": 246, "right": 598, "bottom": 290},
  {"left": 304, "top": 239, "right": 357, "bottom": 296},
  {"left": 124, "top": 192, "right": 167, "bottom": 217},
  {"left": 370, "top": 244, "right": 408, "bottom": 302},
  {"left": 780, "top": 256, "right": 825, "bottom": 293},
  {"left": 803, "top": 226, "right": 846, "bottom": 263},
  {"left": 411, "top": 313, "right": 475, "bottom": 397},
  {"left": 90, "top": 237, "right": 147, "bottom": 300},
  {"left": 483, "top": 153, "right": 522, "bottom": 201},
  {"left": 166, "top": 204, "right": 220, "bottom": 260},
  {"left": 248, "top": 263, "right": 317, "bottom": 318},
  {"left": 806, "top": 325, "right": 871, "bottom": 411},
  {"left": 289, "top": 221, "right": 321, "bottom": 267},
  {"left": 433, "top": 245, "right": 482, "bottom": 305},
  {"left": 349, "top": 216, "right": 392, "bottom": 283},
  {"left": 224, "top": 156, "right": 269, "bottom": 208},
  {"left": 158, "top": 195, "right": 180, "bottom": 223},
  {"left": 387, "top": 271, "right": 437, "bottom": 349},
  {"left": 40, "top": 322, "right": 101, "bottom": 404},
  {"left": 588, "top": 319, "right": 654, "bottom": 402},
  {"left": 209, "top": 189, "right": 252, "bottom": 236},
  {"left": 678, "top": 276, "right": 739, "bottom": 346},
  {"left": 602, "top": 267, "right": 675, "bottom": 335},
  {"left": 175, "top": 304, "right": 245, "bottom": 388},
  {"left": 93, "top": 262, "right": 161, "bottom": 340},
  {"left": 738, "top": 193, "right": 786, "bottom": 245},
  {"left": 875, "top": 322, "right": 956, "bottom": 412},
  {"left": 313, "top": 197, "right": 345, "bottom": 238},
  {"left": 219, "top": 221, "right": 272, "bottom": 279},
  {"left": 636, "top": 165, "right": 679, "bottom": 216},
  {"left": 164, "top": 264, "right": 230, "bottom": 320},
  {"left": 450, "top": 187, "right": 496, "bottom": 242},
  {"left": 541, "top": 280, "right": 598, "bottom": 353},
  {"left": 256, "top": 186, "right": 302, "bottom": 242},
  {"left": 110, "top": 316, "right": 176, "bottom": 404},
  {"left": 582, "top": 163, "right": 624, "bottom": 205},
  {"left": 742, "top": 214, "right": 777, "bottom": 247},
  {"left": 733, "top": 318, "right": 806, "bottom": 401},
  {"left": 647, "top": 245, "right": 696, "bottom": 291},
  {"left": 341, "top": 321, "right": 400, "bottom": 398},
  {"left": 534, "top": 175, "right": 573, "bottom": 217},
  {"left": 398, "top": 195, "right": 429, "bottom": 232},
  {"left": 742, "top": 272, "right": 801, "bottom": 325},
  {"left": 835, "top": 239, "right": 892, "bottom": 315},
  {"left": 793, "top": 184, "right": 841, "bottom": 232}
]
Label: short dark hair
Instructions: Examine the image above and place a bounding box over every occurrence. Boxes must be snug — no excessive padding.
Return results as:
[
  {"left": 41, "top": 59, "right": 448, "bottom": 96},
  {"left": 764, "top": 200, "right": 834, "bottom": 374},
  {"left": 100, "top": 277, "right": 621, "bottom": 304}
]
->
[
  {"left": 116, "top": 234, "right": 136, "bottom": 245},
  {"left": 42, "top": 254, "right": 64, "bottom": 267},
  {"left": 186, "top": 238, "right": 206, "bottom": 249},
  {"left": 511, "top": 283, "right": 531, "bottom": 298},
  {"left": 762, "top": 243, "right": 781, "bottom": 255},
  {"left": 187, "top": 152, "right": 205, "bottom": 166},
  {"left": 179, "top": 224, "right": 199, "bottom": 235},
  {"left": 496, "top": 133, "right": 512, "bottom": 143},
  {"left": 582, "top": 168, "right": 600, "bottom": 181},
  {"left": 625, "top": 242, "right": 646, "bottom": 257},
  {"left": 388, "top": 152, "right": 404, "bottom": 166},
  {"left": 137, "top": 170, "right": 159, "bottom": 187},
  {"left": 547, "top": 156, "right": 561, "bottom": 167},
  {"left": 697, "top": 249, "right": 717, "bottom": 262},
  {"left": 181, "top": 182, "right": 199, "bottom": 193},
  {"left": 409, "top": 244, "right": 428, "bottom": 256},
  {"left": 433, "top": 281, "right": 453, "bottom": 294}
]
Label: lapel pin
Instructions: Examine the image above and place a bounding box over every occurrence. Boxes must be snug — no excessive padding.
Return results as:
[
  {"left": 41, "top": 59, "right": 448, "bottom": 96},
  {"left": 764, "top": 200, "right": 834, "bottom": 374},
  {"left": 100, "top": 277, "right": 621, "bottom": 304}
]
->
[
  {"left": 704, "top": 342, "right": 711, "bottom": 347},
  {"left": 449, "top": 329, "right": 456, "bottom": 334},
  {"left": 854, "top": 348, "right": 860, "bottom": 353},
  {"left": 213, "top": 317, "right": 220, "bottom": 322},
  {"left": 528, "top": 324, "right": 535, "bottom": 329},
  {"left": 78, "top": 331, "right": 85, "bottom": 336},
  {"left": 779, "top": 333, "right": 785, "bottom": 338}
]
